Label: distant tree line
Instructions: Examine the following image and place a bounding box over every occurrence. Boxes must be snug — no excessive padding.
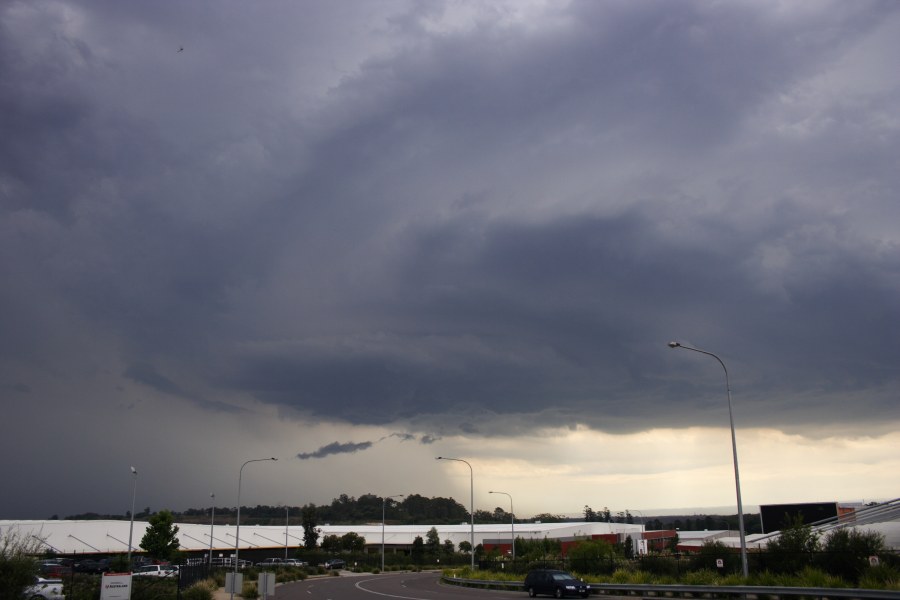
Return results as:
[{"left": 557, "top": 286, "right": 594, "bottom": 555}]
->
[
  {"left": 582, "top": 504, "right": 762, "bottom": 534},
  {"left": 62, "top": 495, "right": 759, "bottom": 533}
]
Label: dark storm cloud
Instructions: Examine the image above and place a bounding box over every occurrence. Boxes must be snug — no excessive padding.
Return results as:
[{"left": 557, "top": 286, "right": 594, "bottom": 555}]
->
[
  {"left": 2, "top": 0, "right": 900, "bottom": 522},
  {"left": 297, "top": 441, "right": 374, "bottom": 460},
  {"left": 295, "top": 433, "right": 424, "bottom": 460},
  {"left": 227, "top": 204, "right": 900, "bottom": 433}
]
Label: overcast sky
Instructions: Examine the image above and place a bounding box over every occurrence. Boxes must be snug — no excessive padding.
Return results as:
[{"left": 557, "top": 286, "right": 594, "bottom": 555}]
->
[{"left": 2, "top": 0, "right": 898, "bottom": 522}]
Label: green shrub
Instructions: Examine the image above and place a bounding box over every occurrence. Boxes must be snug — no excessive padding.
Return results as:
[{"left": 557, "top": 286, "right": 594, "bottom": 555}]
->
[
  {"left": 681, "top": 569, "right": 720, "bottom": 585},
  {"left": 182, "top": 582, "right": 214, "bottom": 600},
  {"left": 637, "top": 555, "right": 680, "bottom": 578},
  {"left": 817, "top": 528, "right": 887, "bottom": 583},
  {"left": 241, "top": 580, "right": 259, "bottom": 600},
  {"left": 795, "top": 566, "right": 846, "bottom": 588},
  {"left": 859, "top": 564, "right": 900, "bottom": 590},
  {"left": 749, "top": 570, "right": 780, "bottom": 586},
  {"left": 608, "top": 569, "right": 654, "bottom": 584}
]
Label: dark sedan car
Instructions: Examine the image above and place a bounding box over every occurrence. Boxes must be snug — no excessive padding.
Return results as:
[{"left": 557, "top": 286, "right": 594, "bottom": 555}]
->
[
  {"left": 523, "top": 569, "right": 591, "bottom": 598},
  {"left": 74, "top": 559, "right": 107, "bottom": 574}
]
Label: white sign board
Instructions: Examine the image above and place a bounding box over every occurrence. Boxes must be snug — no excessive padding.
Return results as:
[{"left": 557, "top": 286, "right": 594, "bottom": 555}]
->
[
  {"left": 715, "top": 558, "right": 724, "bottom": 568},
  {"left": 258, "top": 572, "right": 276, "bottom": 600},
  {"left": 226, "top": 572, "right": 243, "bottom": 594},
  {"left": 100, "top": 573, "right": 132, "bottom": 600}
]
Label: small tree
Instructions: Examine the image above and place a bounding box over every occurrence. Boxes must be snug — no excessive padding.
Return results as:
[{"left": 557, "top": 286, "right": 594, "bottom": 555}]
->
[
  {"left": 1, "top": 528, "right": 43, "bottom": 600},
  {"left": 411, "top": 536, "right": 425, "bottom": 564},
  {"left": 340, "top": 532, "right": 366, "bottom": 553},
  {"left": 425, "top": 527, "right": 440, "bottom": 557},
  {"left": 690, "top": 540, "right": 740, "bottom": 573},
  {"left": 321, "top": 534, "right": 341, "bottom": 553},
  {"left": 458, "top": 540, "right": 472, "bottom": 555},
  {"left": 302, "top": 505, "right": 319, "bottom": 549},
  {"left": 764, "top": 518, "right": 820, "bottom": 575},
  {"left": 139, "top": 509, "right": 180, "bottom": 562},
  {"left": 818, "top": 528, "right": 886, "bottom": 583},
  {"left": 568, "top": 538, "right": 615, "bottom": 572}
]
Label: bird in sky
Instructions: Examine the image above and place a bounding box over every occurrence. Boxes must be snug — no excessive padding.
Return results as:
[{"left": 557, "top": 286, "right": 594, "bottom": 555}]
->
[{"left": 177, "top": 47, "right": 184, "bottom": 53}]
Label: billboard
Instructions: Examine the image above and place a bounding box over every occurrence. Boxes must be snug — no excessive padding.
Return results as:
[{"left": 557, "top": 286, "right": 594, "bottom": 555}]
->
[{"left": 759, "top": 502, "right": 838, "bottom": 534}]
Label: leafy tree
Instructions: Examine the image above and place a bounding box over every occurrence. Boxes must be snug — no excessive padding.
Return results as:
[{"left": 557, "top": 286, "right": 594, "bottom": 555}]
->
[
  {"left": 401, "top": 494, "right": 468, "bottom": 524},
  {"left": 411, "top": 536, "right": 424, "bottom": 564},
  {"left": 516, "top": 537, "right": 563, "bottom": 561},
  {"left": 321, "top": 534, "right": 341, "bottom": 553},
  {"left": 340, "top": 532, "right": 366, "bottom": 552},
  {"left": 1, "top": 528, "right": 43, "bottom": 600},
  {"left": 764, "top": 518, "right": 820, "bottom": 574},
  {"left": 475, "top": 543, "right": 485, "bottom": 560},
  {"left": 690, "top": 540, "right": 740, "bottom": 573},
  {"left": 139, "top": 509, "right": 180, "bottom": 561},
  {"left": 442, "top": 539, "right": 455, "bottom": 556},
  {"left": 425, "top": 527, "right": 441, "bottom": 556},
  {"left": 458, "top": 540, "right": 472, "bottom": 554},
  {"left": 492, "top": 507, "right": 510, "bottom": 522},
  {"left": 583, "top": 505, "right": 596, "bottom": 522},
  {"left": 529, "top": 513, "right": 567, "bottom": 523},
  {"left": 302, "top": 504, "right": 319, "bottom": 549},
  {"left": 818, "top": 528, "right": 886, "bottom": 582},
  {"left": 567, "top": 538, "right": 615, "bottom": 572}
]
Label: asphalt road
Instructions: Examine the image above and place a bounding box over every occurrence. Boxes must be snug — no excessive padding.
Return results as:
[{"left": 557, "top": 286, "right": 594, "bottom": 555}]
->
[{"left": 274, "top": 571, "right": 527, "bottom": 600}]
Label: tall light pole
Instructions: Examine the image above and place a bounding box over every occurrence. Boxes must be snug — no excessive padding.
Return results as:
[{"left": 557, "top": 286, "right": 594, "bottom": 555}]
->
[
  {"left": 488, "top": 491, "right": 515, "bottom": 561},
  {"left": 232, "top": 457, "right": 277, "bottom": 600},
  {"left": 381, "top": 494, "right": 404, "bottom": 571},
  {"left": 668, "top": 341, "right": 749, "bottom": 578},
  {"left": 209, "top": 493, "right": 216, "bottom": 567},
  {"left": 284, "top": 506, "right": 289, "bottom": 561},
  {"left": 127, "top": 466, "right": 137, "bottom": 568},
  {"left": 436, "top": 456, "right": 474, "bottom": 569}
]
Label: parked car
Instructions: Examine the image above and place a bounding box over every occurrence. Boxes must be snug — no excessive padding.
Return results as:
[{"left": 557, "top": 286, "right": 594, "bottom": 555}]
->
[
  {"left": 323, "top": 559, "right": 345, "bottom": 570},
  {"left": 133, "top": 564, "right": 178, "bottom": 578},
  {"left": 97, "top": 559, "right": 114, "bottom": 573},
  {"left": 131, "top": 556, "right": 153, "bottom": 569},
  {"left": 38, "top": 561, "right": 72, "bottom": 578},
  {"left": 256, "top": 558, "right": 283, "bottom": 568},
  {"left": 523, "top": 569, "right": 591, "bottom": 598},
  {"left": 25, "top": 577, "right": 65, "bottom": 600},
  {"left": 74, "top": 559, "right": 105, "bottom": 574},
  {"left": 282, "top": 559, "right": 307, "bottom": 567}
]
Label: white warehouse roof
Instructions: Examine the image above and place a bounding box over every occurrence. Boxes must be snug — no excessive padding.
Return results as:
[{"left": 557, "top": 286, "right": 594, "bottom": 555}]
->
[{"left": 0, "top": 520, "right": 643, "bottom": 556}]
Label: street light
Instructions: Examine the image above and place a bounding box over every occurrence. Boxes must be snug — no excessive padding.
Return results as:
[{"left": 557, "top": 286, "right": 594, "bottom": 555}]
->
[
  {"left": 436, "top": 456, "right": 475, "bottom": 569},
  {"left": 127, "top": 467, "right": 137, "bottom": 568},
  {"left": 381, "top": 494, "right": 404, "bottom": 571},
  {"left": 209, "top": 493, "right": 216, "bottom": 567},
  {"left": 668, "top": 341, "right": 749, "bottom": 578},
  {"left": 488, "top": 491, "right": 515, "bottom": 561},
  {"left": 232, "top": 457, "right": 277, "bottom": 600},
  {"left": 284, "top": 506, "right": 289, "bottom": 561}
]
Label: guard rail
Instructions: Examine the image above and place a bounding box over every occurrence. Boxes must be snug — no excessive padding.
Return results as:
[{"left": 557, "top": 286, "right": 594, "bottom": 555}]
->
[{"left": 442, "top": 575, "right": 900, "bottom": 599}]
